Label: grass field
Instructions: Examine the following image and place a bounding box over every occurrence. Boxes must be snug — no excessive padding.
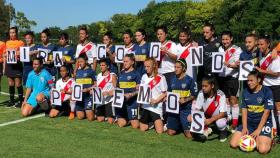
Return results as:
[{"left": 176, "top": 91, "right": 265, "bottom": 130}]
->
[{"left": 0, "top": 77, "right": 279, "bottom": 158}]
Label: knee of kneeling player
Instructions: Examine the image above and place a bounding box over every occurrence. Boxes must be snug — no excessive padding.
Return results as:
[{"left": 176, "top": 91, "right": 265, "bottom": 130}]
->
[
  {"left": 216, "top": 118, "right": 227, "bottom": 130},
  {"left": 258, "top": 145, "right": 270, "bottom": 154}
]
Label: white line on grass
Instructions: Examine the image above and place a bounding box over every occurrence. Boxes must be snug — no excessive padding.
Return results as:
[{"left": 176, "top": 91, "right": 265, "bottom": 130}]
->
[
  {"left": 0, "top": 113, "right": 45, "bottom": 127},
  {"left": 0, "top": 92, "right": 18, "bottom": 96}
]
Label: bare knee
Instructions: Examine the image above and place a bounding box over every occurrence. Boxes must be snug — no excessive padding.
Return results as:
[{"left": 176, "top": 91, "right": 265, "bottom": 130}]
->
[
  {"left": 131, "top": 120, "right": 139, "bottom": 129},
  {"left": 117, "top": 119, "right": 127, "bottom": 127},
  {"left": 76, "top": 112, "right": 85, "bottom": 120},
  {"left": 97, "top": 117, "right": 104, "bottom": 122},
  {"left": 258, "top": 145, "right": 270, "bottom": 155},
  {"left": 167, "top": 129, "right": 176, "bottom": 136},
  {"left": 107, "top": 118, "right": 114, "bottom": 124},
  {"left": 36, "top": 94, "right": 45, "bottom": 103}
]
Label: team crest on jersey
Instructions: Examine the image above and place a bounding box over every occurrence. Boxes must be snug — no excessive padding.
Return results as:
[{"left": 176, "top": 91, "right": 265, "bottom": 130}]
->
[
  {"left": 181, "top": 83, "right": 187, "bottom": 89},
  {"left": 257, "top": 97, "right": 263, "bottom": 104},
  {"left": 215, "top": 43, "right": 220, "bottom": 48},
  {"left": 171, "top": 84, "right": 175, "bottom": 88},
  {"left": 83, "top": 73, "right": 88, "bottom": 77},
  {"left": 40, "top": 77, "right": 44, "bottom": 82},
  {"left": 127, "top": 76, "right": 132, "bottom": 80},
  {"left": 142, "top": 49, "right": 146, "bottom": 54}
]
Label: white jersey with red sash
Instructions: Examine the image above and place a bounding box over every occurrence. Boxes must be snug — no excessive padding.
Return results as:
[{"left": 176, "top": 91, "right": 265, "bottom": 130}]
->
[
  {"left": 260, "top": 52, "right": 280, "bottom": 86},
  {"left": 97, "top": 72, "right": 116, "bottom": 104},
  {"left": 55, "top": 78, "right": 75, "bottom": 102},
  {"left": 218, "top": 45, "right": 242, "bottom": 78},
  {"left": 195, "top": 90, "right": 226, "bottom": 118},
  {"left": 141, "top": 74, "right": 168, "bottom": 115},
  {"left": 177, "top": 43, "right": 196, "bottom": 78},
  {"left": 75, "top": 42, "right": 96, "bottom": 64},
  {"left": 125, "top": 44, "right": 135, "bottom": 54},
  {"left": 158, "top": 41, "right": 178, "bottom": 74}
]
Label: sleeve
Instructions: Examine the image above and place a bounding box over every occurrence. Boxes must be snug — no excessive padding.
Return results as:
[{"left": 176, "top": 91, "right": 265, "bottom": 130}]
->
[
  {"left": 270, "top": 57, "right": 280, "bottom": 73},
  {"left": 146, "top": 43, "right": 150, "bottom": 57},
  {"left": 170, "top": 42, "right": 178, "bottom": 56},
  {"left": 219, "top": 94, "right": 227, "bottom": 113},
  {"left": 55, "top": 80, "right": 60, "bottom": 89},
  {"left": 194, "top": 92, "right": 204, "bottom": 110},
  {"left": 190, "top": 78, "right": 198, "bottom": 97},
  {"left": 135, "top": 72, "right": 141, "bottom": 85},
  {"left": 25, "top": 73, "right": 33, "bottom": 89},
  {"left": 264, "top": 88, "right": 274, "bottom": 110},
  {"left": 241, "top": 91, "right": 247, "bottom": 109},
  {"left": 160, "top": 76, "right": 168, "bottom": 92},
  {"left": 69, "top": 47, "right": 75, "bottom": 61},
  {"left": 46, "top": 72, "right": 54, "bottom": 87},
  {"left": 234, "top": 47, "right": 242, "bottom": 62},
  {"left": 239, "top": 52, "right": 244, "bottom": 61},
  {"left": 91, "top": 70, "right": 97, "bottom": 82}
]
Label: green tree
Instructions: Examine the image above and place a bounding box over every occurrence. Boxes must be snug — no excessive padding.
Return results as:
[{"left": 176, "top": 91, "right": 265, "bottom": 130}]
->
[
  {"left": 110, "top": 13, "right": 142, "bottom": 42},
  {"left": 185, "top": 0, "right": 223, "bottom": 34},
  {"left": 14, "top": 11, "right": 37, "bottom": 34},
  {"left": 138, "top": 1, "right": 187, "bottom": 41},
  {"left": 213, "top": 0, "right": 280, "bottom": 41},
  {"left": 0, "top": 0, "right": 15, "bottom": 40}
]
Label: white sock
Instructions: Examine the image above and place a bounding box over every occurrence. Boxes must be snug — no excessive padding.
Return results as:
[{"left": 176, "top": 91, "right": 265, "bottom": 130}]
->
[
  {"left": 231, "top": 105, "right": 239, "bottom": 126},
  {"left": 70, "top": 101, "right": 76, "bottom": 112}
]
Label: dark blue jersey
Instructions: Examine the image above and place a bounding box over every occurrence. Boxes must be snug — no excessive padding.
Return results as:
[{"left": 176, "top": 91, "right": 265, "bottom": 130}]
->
[
  {"left": 133, "top": 42, "right": 150, "bottom": 76},
  {"left": 37, "top": 43, "right": 57, "bottom": 76},
  {"left": 170, "top": 74, "right": 197, "bottom": 108},
  {"left": 107, "top": 45, "right": 118, "bottom": 74},
  {"left": 76, "top": 66, "right": 96, "bottom": 89},
  {"left": 240, "top": 48, "right": 260, "bottom": 66},
  {"left": 118, "top": 69, "right": 141, "bottom": 93},
  {"left": 57, "top": 45, "right": 75, "bottom": 62},
  {"left": 241, "top": 86, "right": 274, "bottom": 124},
  {"left": 57, "top": 45, "right": 75, "bottom": 72}
]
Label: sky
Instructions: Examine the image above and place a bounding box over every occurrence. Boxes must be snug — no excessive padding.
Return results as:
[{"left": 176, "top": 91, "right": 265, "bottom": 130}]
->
[{"left": 7, "top": 0, "right": 178, "bottom": 32}]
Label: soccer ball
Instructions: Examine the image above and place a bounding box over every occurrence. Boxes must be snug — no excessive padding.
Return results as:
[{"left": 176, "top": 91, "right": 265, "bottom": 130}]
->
[{"left": 239, "top": 135, "right": 256, "bottom": 152}]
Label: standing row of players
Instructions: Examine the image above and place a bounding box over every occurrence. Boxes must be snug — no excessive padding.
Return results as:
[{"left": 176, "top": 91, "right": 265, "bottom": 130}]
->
[{"left": 0, "top": 24, "right": 280, "bottom": 154}]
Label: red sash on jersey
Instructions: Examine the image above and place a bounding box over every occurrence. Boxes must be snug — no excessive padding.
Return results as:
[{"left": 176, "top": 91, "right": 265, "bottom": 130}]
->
[
  {"left": 179, "top": 44, "right": 193, "bottom": 59},
  {"left": 61, "top": 79, "right": 73, "bottom": 101},
  {"left": 225, "top": 48, "right": 236, "bottom": 62},
  {"left": 159, "top": 41, "right": 172, "bottom": 64},
  {"left": 79, "top": 42, "right": 93, "bottom": 55},
  {"left": 205, "top": 95, "right": 221, "bottom": 117},
  {"left": 260, "top": 53, "right": 273, "bottom": 70},
  {"left": 98, "top": 74, "right": 111, "bottom": 90},
  {"left": 126, "top": 44, "right": 134, "bottom": 52},
  {"left": 148, "top": 75, "right": 162, "bottom": 89}
]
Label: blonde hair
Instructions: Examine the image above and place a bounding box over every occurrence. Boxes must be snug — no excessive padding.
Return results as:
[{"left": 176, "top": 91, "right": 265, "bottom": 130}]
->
[{"left": 145, "top": 57, "right": 158, "bottom": 76}]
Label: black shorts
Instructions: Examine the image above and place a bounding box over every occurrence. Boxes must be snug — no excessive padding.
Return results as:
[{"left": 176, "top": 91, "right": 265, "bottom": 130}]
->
[
  {"left": 0, "top": 63, "right": 3, "bottom": 76},
  {"left": 52, "top": 102, "right": 70, "bottom": 115},
  {"left": 217, "top": 76, "right": 239, "bottom": 97},
  {"left": 95, "top": 103, "right": 114, "bottom": 118},
  {"left": 5, "top": 62, "right": 23, "bottom": 78},
  {"left": 140, "top": 108, "right": 162, "bottom": 124},
  {"left": 268, "top": 85, "right": 280, "bottom": 102}
]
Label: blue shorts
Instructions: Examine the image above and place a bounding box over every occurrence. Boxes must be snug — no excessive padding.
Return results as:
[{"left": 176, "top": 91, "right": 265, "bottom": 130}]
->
[
  {"left": 27, "top": 90, "right": 50, "bottom": 107},
  {"left": 115, "top": 96, "right": 138, "bottom": 120},
  {"left": 237, "top": 120, "right": 273, "bottom": 138},
  {"left": 167, "top": 106, "right": 191, "bottom": 131},
  {"left": 75, "top": 93, "right": 93, "bottom": 111}
]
